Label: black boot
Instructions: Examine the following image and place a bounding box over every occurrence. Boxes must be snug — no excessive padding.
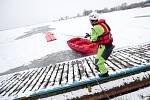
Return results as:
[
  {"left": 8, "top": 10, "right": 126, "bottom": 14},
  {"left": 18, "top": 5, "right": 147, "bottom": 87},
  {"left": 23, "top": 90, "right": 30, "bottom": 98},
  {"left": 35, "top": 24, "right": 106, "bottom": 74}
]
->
[
  {"left": 95, "top": 67, "right": 100, "bottom": 72},
  {"left": 98, "top": 71, "right": 109, "bottom": 77}
]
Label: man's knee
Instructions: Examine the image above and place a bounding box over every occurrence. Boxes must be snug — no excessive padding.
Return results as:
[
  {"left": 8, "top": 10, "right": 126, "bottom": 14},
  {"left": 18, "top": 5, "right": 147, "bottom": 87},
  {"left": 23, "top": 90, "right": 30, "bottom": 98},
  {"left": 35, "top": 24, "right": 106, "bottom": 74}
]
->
[
  {"left": 102, "top": 45, "right": 114, "bottom": 60},
  {"left": 97, "top": 57, "right": 105, "bottom": 65}
]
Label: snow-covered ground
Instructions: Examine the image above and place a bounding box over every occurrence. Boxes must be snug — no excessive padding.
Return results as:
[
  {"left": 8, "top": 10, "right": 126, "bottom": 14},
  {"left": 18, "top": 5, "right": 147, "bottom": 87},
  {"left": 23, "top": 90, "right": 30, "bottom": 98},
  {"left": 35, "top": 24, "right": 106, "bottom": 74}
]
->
[
  {"left": 112, "top": 87, "right": 150, "bottom": 100},
  {"left": 0, "top": 7, "right": 150, "bottom": 73},
  {"left": 37, "top": 71, "right": 150, "bottom": 100}
]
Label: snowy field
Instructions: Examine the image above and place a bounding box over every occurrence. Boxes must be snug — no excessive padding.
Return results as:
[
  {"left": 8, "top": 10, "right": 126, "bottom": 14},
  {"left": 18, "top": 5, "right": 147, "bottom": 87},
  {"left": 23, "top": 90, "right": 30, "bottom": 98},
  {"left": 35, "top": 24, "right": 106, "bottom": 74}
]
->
[{"left": 0, "top": 7, "right": 150, "bottom": 73}]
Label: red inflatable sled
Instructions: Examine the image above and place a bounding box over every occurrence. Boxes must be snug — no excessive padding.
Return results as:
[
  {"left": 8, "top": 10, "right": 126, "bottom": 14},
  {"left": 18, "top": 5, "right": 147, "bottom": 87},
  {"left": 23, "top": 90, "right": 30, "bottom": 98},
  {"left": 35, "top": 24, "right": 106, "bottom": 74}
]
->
[
  {"left": 67, "top": 37, "right": 98, "bottom": 54},
  {"left": 45, "top": 32, "right": 56, "bottom": 42}
]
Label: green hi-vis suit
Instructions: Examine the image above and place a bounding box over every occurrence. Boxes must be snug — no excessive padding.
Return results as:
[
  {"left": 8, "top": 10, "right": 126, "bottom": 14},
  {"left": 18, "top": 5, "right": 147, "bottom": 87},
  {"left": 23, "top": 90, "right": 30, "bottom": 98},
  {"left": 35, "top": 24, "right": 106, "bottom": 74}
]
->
[{"left": 90, "top": 25, "right": 108, "bottom": 74}]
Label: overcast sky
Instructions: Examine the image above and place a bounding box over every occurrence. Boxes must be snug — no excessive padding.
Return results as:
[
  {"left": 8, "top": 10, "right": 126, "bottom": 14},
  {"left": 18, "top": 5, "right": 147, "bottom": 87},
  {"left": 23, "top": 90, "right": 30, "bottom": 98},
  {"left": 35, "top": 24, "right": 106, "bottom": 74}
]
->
[
  {"left": 0, "top": 0, "right": 144, "bottom": 18},
  {"left": 0, "top": 0, "right": 145, "bottom": 30}
]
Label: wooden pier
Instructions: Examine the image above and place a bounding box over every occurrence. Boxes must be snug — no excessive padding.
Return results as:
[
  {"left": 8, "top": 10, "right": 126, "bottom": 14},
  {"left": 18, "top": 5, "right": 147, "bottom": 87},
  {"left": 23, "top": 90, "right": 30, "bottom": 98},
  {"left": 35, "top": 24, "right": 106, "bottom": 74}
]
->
[{"left": 0, "top": 43, "right": 150, "bottom": 99}]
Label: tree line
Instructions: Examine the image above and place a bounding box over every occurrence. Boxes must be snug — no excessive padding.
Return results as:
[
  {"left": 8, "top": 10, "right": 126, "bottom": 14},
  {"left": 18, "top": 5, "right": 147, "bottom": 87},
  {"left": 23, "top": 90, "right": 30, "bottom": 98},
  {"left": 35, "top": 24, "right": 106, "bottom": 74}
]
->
[
  {"left": 53, "top": 0, "right": 150, "bottom": 21},
  {"left": 83, "top": 0, "right": 150, "bottom": 16}
]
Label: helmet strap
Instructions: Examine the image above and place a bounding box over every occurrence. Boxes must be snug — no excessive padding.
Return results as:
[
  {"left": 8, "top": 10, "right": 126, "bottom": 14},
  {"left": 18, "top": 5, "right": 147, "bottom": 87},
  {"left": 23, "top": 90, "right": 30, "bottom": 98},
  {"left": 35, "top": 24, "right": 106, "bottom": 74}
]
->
[{"left": 90, "top": 20, "right": 98, "bottom": 26}]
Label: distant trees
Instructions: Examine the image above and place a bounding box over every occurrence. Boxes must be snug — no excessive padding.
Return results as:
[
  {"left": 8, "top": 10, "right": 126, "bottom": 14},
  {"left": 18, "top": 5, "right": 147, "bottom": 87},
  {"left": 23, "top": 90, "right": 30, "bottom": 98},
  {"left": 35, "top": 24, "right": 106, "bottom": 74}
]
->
[
  {"left": 82, "top": 10, "right": 92, "bottom": 16},
  {"left": 143, "top": 0, "right": 150, "bottom": 7},
  {"left": 82, "top": 0, "right": 150, "bottom": 16},
  {"left": 55, "top": 0, "right": 150, "bottom": 21}
]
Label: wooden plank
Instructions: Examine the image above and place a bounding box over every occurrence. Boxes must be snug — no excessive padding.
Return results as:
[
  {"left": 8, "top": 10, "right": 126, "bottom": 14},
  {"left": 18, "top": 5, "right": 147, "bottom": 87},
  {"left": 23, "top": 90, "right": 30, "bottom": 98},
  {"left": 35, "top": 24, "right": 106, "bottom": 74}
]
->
[
  {"left": 59, "top": 63, "right": 69, "bottom": 86},
  {"left": 106, "top": 60, "right": 121, "bottom": 71},
  {"left": 0, "top": 74, "right": 14, "bottom": 87},
  {"left": 84, "top": 58, "right": 97, "bottom": 78},
  {"left": 117, "top": 53, "right": 139, "bottom": 66},
  {"left": 29, "top": 67, "right": 47, "bottom": 91},
  {"left": 31, "top": 67, "right": 48, "bottom": 91},
  {"left": 0, "top": 71, "right": 30, "bottom": 96},
  {"left": 38, "top": 65, "right": 53, "bottom": 90},
  {"left": 122, "top": 48, "right": 148, "bottom": 63},
  {"left": 109, "top": 56, "right": 125, "bottom": 69},
  {"left": 120, "top": 51, "right": 146, "bottom": 64},
  {"left": 0, "top": 73, "right": 21, "bottom": 90},
  {"left": 21, "top": 68, "right": 43, "bottom": 93},
  {"left": 76, "top": 60, "right": 88, "bottom": 81},
  {"left": 16, "top": 69, "right": 39, "bottom": 95},
  {"left": 8, "top": 70, "right": 36, "bottom": 96},
  {"left": 43, "top": 64, "right": 57, "bottom": 89},
  {"left": 13, "top": 70, "right": 37, "bottom": 95},
  {"left": 53, "top": 63, "right": 64, "bottom": 86},
  {"left": 110, "top": 55, "right": 131, "bottom": 68},
  {"left": 73, "top": 61, "right": 81, "bottom": 82},
  {"left": 67, "top": 61, "right": 74, "bottom": 84},
  {"left": 46, "top": 64, "right": 60, "bottom": 88},
  {"left": 107, "top": 59, "right": 122, "bottom": 69}
]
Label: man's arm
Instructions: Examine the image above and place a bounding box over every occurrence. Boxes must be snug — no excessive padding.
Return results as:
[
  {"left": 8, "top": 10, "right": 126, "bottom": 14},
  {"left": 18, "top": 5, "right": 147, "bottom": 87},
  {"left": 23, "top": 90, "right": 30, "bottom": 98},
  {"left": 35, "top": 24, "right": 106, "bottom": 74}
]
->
[{"left": 90, "top": 25, "right": 104, "bottom": 42}]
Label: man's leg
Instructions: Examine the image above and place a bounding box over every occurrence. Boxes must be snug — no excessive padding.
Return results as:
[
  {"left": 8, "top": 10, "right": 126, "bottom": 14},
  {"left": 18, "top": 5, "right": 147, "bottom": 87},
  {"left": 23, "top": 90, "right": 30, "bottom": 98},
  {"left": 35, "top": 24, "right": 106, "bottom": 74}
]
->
[
  {"left": 102, "top": 42, "right": 114, "bottom": 60},
  {"left": 96, "top": 45, "right": 108, "bottom": 74}
]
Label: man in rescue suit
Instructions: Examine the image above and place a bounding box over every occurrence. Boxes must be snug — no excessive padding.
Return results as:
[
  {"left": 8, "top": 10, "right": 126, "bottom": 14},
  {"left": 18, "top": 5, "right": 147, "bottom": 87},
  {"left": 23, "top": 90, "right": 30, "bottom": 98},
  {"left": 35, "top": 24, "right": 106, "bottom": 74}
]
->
[{"left": 85, "top": 12, "right": 114, "bottom": 77}]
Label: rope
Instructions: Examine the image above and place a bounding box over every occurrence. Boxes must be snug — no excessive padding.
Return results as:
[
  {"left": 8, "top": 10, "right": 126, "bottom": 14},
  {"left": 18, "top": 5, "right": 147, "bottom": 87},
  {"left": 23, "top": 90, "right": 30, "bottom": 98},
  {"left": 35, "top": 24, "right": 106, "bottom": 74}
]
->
[
  {"left": 78, "top": 58, "right": 110, "bottom": 99},
  {"left": 60, "top": 33, "right": 85, "bottom": 38},
  {"left": 94, "top": 78, "right": 110, "bottom": 99},
  {"left": 90, "top": 56, "right": 111, "bottom": 99}
]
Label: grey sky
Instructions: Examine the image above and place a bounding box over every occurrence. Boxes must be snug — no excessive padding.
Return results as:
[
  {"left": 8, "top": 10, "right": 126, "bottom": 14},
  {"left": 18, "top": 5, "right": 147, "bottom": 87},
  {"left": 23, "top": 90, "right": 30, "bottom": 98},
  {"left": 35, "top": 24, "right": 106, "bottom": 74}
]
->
[
  {"left": 0, "top": 0, "right": 144, "bottom": 18},
  {"left": 0, "top": 0, "right": 144, "bottom": 30}
]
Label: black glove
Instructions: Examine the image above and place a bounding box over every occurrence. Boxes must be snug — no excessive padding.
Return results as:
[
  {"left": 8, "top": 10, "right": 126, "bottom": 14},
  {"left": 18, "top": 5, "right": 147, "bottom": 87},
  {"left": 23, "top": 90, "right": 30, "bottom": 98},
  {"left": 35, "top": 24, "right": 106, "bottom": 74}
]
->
[{"left": 84, "top": 33, "right": 90, "bottom": 38}]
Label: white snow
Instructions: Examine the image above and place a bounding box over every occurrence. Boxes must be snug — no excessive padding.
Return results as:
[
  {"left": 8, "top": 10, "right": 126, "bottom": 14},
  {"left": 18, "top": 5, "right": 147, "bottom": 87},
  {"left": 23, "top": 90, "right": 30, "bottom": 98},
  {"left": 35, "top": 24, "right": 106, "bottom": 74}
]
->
[
  {"left": 38, "top": 71, "right": 150, "bottom": 100},
  {"left": 112, "top": 86, "right": 150, "bottom": 100},
  {"left": 0, "top": 7, "right": 150, "bottom": 73}
]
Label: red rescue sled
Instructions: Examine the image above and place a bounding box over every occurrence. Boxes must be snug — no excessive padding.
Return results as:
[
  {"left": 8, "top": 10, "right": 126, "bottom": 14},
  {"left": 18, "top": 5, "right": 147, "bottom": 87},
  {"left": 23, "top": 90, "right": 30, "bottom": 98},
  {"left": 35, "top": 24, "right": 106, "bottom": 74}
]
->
[
  {"left": 67, "top": 37, "right": 98, "bottom": 54},
  {"left": 45, "top": 32, "right": 56, "bottom": 42}
]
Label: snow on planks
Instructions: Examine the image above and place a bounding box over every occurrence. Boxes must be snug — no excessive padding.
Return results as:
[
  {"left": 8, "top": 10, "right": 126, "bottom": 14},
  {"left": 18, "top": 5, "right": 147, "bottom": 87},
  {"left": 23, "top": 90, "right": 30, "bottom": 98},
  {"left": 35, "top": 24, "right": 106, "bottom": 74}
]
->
[{"left": 0, "top": 42, "right": 150, "bottom": 99}]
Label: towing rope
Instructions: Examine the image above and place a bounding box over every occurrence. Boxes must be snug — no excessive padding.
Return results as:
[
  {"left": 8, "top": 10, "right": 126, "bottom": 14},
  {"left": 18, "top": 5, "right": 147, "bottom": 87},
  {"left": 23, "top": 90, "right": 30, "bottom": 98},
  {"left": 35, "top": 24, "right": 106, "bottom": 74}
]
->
[{"left": 60, "top": 33, "right": 85, "bottom": 38}]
